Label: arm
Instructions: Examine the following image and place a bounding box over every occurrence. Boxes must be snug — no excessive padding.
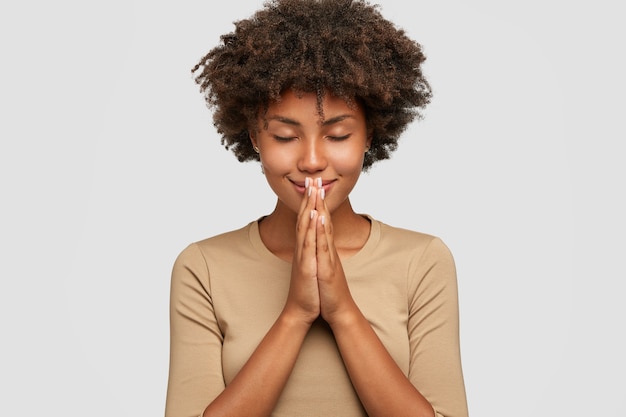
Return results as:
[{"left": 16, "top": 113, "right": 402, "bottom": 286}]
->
[
  {"left": 200, "top": 312, "right": 311, "bottom": 417},
  {"left": 165, "top": 246, "right": 314, "bottom": 417},
  {"left": 315, "top": 222, "right": 435, "bottom": 417},
  {"left": 165, "top": 243, "right": 226, "bottom": 417},
  {"left": 314, "top": 198, "right": 467, "bottom": 416},
  {"left": 406, "top": 238, "right": 468, "bottom": 417},
  {"left": 202, "top": 185, "right": 324, "bottom": 417},
  {"left": 167, "top": 185, "right": 323, "bottom": 417},
  {"left": 328, "top": 307, "right": 436, "bottom": 417}
]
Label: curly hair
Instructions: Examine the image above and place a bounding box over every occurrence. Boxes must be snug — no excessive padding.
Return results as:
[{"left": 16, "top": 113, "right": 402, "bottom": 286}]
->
[{"left": 192, "top": 0, "right": 431, "bottom": 170}]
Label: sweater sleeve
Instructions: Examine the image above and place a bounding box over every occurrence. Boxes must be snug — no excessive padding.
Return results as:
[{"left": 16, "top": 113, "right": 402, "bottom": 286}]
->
[
  {"left": 407, "top": 237, "right": 468, "bottom": 417},
  {"left": 165, "top": 243, "right": 225, "bottom": 417}
]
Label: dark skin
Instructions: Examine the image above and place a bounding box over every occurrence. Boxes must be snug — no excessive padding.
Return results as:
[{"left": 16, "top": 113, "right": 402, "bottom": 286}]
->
[{"left": 202, "top": 91, "right": 434, "bottom": 417}]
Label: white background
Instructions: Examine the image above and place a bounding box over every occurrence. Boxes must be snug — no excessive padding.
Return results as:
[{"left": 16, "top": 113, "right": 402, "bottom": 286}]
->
[{"left": 1, "top": 0, "right": 624, "bottom": 416}]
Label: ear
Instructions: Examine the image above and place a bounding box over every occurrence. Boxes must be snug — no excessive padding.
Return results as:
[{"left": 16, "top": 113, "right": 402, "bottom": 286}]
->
[
  {"left": 249, "top": 131, "right": 262, "bottom": 155},
  {"left": 365, "top": 136, "right": 373, "bottom": 152}
]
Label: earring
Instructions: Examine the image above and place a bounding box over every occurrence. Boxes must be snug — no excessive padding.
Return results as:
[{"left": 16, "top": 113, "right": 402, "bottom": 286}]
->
[{"left": 253, "top": 145, "right": 260, "bottom": 153}]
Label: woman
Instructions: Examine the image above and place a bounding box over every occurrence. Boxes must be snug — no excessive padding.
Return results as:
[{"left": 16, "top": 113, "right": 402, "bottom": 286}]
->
[{"left": 165, "top": 1, "right": 468, "bottom": 416}]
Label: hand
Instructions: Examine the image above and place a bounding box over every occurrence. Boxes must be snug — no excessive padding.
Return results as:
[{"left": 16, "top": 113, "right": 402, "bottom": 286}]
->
[
  {"left": 283, "top": 177, "right": 322, "bottom": 325},
  {"left": 312, "top": 180, "right": 357, "bottom": 326}
]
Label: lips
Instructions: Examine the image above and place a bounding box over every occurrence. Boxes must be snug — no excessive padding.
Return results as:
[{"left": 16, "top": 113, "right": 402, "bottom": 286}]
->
[
  {"left": 289, "top": 178, "right": 335, "bottom": 195},
  {"left": 291, "top": 180, "right": 307, "bottom": 194},
  {"left": 319, "top": 180, "right": 335, "bottom": 194}
]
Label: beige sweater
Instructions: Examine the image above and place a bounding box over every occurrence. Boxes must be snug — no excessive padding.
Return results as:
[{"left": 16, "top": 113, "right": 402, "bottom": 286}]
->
[{"left": 165, "top": 217, "right": 468, "bottom": 417}]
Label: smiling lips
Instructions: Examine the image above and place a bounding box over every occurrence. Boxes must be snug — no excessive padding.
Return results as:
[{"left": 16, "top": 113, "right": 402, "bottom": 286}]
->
[{"left": 291, "top": 178, "right": 335, "bottom": 195}]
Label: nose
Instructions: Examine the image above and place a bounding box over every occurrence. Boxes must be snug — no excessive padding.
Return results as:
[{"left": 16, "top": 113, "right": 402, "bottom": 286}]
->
[{"left": 297, "top": 139, "right": 327, "bottom": 174}]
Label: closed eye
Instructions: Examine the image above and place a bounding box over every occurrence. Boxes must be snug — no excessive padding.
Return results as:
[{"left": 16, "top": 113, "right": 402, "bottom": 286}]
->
[
  {"left": 328, "top": 134, "right": 351, "bottom": 141},
  {"left": 273, "top": 135, "right": 297, "bottom": 142}
]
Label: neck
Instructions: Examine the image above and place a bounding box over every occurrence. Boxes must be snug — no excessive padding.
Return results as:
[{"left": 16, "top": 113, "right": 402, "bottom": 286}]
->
[{"left": 258, "top": 198, "right": 370, "bottom": 261}]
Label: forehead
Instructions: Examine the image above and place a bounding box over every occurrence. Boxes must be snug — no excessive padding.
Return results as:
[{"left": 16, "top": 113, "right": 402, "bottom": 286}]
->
[{"left": 264, "top": 90, "right": 364, "bottom": 124}]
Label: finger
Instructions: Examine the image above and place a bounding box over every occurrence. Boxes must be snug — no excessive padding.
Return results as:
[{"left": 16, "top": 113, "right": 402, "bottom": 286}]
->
[
  {"left": 295, "top": 180, "right": 317, "bottom": 255},
  {"left": 316, "top": 212, "right": 330, "bottom": 262},
  {"left": 314, "top": 185, "right": 332, "bottom": 231},
  {"left": 305, "top": 208, "right": 319, "bottom": 263},
  {"left": 293, "top": 207, "right": 319, "bottom": 283},
  {"left": 296, "top": 177, "right": 314, "bottom": 226},
  {"left": 315, "top": 187, "right": 336, "bottom": 255},
  {"left": 297, "top": 177, "right": 313, "bottom": 217}
]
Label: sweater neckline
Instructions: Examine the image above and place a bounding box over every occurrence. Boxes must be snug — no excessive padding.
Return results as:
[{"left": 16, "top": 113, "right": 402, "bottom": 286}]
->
[{"left": 248, "top": 214, "right": 381, "bottom": 268}]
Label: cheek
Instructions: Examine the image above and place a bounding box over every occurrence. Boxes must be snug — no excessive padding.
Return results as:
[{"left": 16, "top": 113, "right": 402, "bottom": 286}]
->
[
  {"left": 331, "top": 148, "right": 366, "bottom": 174},
  {"left": 260, "top": 148, "right": 293, "bottom": 174}
]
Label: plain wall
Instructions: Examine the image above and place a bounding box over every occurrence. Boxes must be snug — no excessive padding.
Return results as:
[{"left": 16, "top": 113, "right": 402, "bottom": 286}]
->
[{"left": 1, "top": 0, "right": 624, "bottom": 416}]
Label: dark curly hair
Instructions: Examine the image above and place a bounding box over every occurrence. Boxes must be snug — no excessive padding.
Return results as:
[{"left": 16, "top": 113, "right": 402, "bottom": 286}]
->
[{"left": 192, "top": 0, "right": 431, "bottom": 170}]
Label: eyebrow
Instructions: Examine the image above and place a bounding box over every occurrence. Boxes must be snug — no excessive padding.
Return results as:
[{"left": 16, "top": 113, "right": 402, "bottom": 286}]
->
[{"left": 267, "top": 114, "right": 355, "bottom": 127}]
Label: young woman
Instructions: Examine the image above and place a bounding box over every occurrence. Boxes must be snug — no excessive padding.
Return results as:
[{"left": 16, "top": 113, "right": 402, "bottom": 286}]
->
[{"left": 165, "top": 1, "right": 468, "bottom": 416}]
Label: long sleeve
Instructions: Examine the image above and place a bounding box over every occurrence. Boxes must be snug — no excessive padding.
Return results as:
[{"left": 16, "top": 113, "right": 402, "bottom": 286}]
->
[
  {"left": 407, "top": 237, "right": 468, "bottom": 417},
  {"left": 164, "top": 220, "right": 468, "bottom": 417},
  {"left": 165, "top": 243, "right": 225, "bottom": 417}
]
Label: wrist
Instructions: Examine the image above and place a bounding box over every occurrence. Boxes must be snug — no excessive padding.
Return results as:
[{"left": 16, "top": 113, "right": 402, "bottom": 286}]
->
[
  {"left": 278, "top": 306, "right": 317, "bottom": 331},
  {"left": 323, "top": 301, "right": 362, "bottom": 330}
]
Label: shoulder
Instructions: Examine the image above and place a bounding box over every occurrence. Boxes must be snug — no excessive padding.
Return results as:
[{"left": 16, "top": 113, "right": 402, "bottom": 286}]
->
[
  {"left": 369, "top": 219, "right": 459, "bottom": 300},
  {"left": 373, "top": 218, "right": 452, "bottom": 259},
  {"left": 174, "top": 221, "right": 256, "bottom": 266},
  {"left": 377, "top": 220, "right": 435, "bottom": 242},
  {"left": 195, "top": 222, "right": 252, "bottom": 250}
]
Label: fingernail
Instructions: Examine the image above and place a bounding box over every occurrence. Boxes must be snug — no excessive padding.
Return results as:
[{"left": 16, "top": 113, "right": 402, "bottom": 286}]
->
[
  {"left": 305, "top": 177, "right": 310, "bottom": 188},
  {"left": 320, "top": 188, "right": 325, "bottom": 200},
  {"left": 316, "top": 177, "right": 322, "bottom": 188},
  {"left": 321, "top": 215, "right": 325, "bottom": 226},
  {"left": 308, "top": 186, "right": 312, "bottom": 197},
  {"left": 310, "top": 209, "right": 316, "bottom": 219}
]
